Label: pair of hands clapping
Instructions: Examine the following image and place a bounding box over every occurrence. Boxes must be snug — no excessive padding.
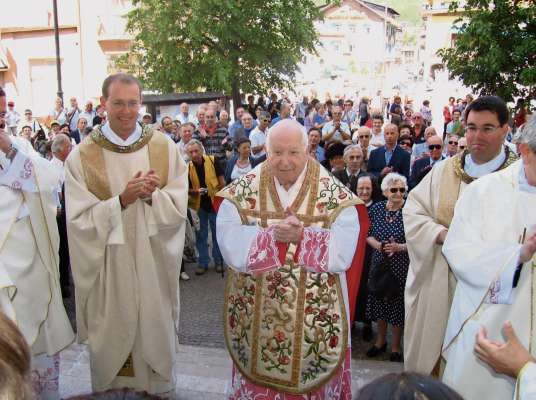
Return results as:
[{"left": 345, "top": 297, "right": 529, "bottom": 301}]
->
[{"left": 119, "top": 170, "right": 160, "bottom": 207}]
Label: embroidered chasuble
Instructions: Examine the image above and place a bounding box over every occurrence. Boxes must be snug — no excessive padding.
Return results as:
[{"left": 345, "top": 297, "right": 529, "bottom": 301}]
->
[
  {"left": 441, "top": 160, "right": 536, "bottom": 400},
  {"left": 403, "top": 147, "right": 517, "bottom": 375},
  {"left": 65, "top": 125, "right": 188, "bottom": 393},
  {"left": 216, "top": 160, "right": 369, "bottom": 398}
]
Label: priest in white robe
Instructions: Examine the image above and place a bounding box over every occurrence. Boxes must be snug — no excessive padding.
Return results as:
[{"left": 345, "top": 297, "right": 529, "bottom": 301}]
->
[
  {"left": 403, "top": 96, "right": 517, "bottom": 375},
  {"left": 65, "top": 73, "right": 188, "bottom": 394},
  {"left": 0, "top": 114, "right": 74, "bottom": 398},
  {"left": 216, "top": 120, "right": 369, "bottom": 399},
  {"left": 441, "top": 114, "right": 536, "bottom": 399}
]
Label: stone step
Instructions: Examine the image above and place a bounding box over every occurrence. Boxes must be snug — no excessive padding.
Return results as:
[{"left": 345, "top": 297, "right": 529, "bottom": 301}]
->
[{"left": 60, "top": 343, "right": 402, "bottom": 399}]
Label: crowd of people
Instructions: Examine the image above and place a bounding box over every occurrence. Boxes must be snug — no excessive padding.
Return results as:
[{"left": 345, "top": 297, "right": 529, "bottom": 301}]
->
[{"left": 0, "top": 71, "right": 535, "bottom": 400}]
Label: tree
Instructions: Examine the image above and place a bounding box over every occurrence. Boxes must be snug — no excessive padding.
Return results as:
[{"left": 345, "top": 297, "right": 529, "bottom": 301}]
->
[
  {"left": 438, "top": 0, "right": 536, "bottom": 104},
  {"left": 121, "top": 0, "right": 324, "bottom": 112}
]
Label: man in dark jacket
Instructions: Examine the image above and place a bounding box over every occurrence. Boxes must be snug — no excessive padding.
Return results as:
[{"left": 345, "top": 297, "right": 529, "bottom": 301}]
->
[{"left": 367, "top": 123, "right": 410, "bottom": 180}]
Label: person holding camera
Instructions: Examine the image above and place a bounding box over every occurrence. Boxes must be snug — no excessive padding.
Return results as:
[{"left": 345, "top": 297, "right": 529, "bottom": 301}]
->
[
  {"left": 186, "top": 139, "right": 226, "bottom": 275},
  {"left": 365, "top": 172, "right": 409, "bottom": 362}
]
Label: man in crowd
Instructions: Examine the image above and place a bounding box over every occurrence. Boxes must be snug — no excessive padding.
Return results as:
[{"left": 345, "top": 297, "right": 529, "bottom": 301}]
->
[
  {"left": 271, "top": 101, "right": 293, "bottom": 126},
  {"left": 176, "top": 102, "right": 194, "bottom": 125},
  {"left": 307, "top": 127, "right": 325, "bottom": 162},
  {"left": 195, "top": 105, "right": 206, "bottom": 129},
  {"left": 342, "top": 99, "right": 357, "bottom": 126},
  {"left": 19, "top": 108, "right": 41, "bottom": 134},
  {"left": 219, "top": 110, "right": 230, "bottom": 130},
  {"left": 80, "top": 101, "right": 97, "bottom": 128},
  {"left": 249, "top": 111, "right": 270, "bottom": 161},
  {"left": 229, "top": 106, "right": 246, "bottom": 139},
  {"left": 93, "top": 104, "right": 106, "bottom": 126},
  {"left": 458, "top": 137, "right": 467, "bottom": 153},
  {"left": 67, "top": 97, "right": 82, "bottom": 132},
  {"left": 5, "top": 101, "right": 20, "bottom": 136},
  {"left": 409, "top": 135, "right": 445, "bottom": 189},
  {"left": 186, "top": 139, "right": 225, "bottom": 275},
  {"left": 70, "top": 116, "right": 86, "bottom": 144},
  {"left": 322, "top": 105, "right": 351, "bottom": 146},
  {"left": 216, "top": 119, "right": 368, "bottom": 398},
  {"left": 177, "top": 122, "right": 194, "bottom": 162},
  {"left": 440, "top": 114, "right": 536, "bottom": 400},
  {"left": 334, "top": 144, "right": 366, "bottom": 194},
  {"left": 294, "top": 95, "right": 308, "bottom": 125},
  {"left": 141, "top": 112, "right": 153, "bottom": 126},
  {"left": 354, "top": 126, "right": 373, "bottom": 169},
  {"left": 161, "top": 116, "right": 179, "bottom": 143},
  {"left": 0, "top": 87, "right": 74, "bottom": 398},
  {"left": 65, "top": 73, "right": 188, "bottom": 394},
  {"left": 446, "top": 109, "right": 464, "bottom": 136},
  {"left": 445, "top": 134, "right": 459, "bottom": 157},
  {"left": 240, "top": 112, "right": 256, "bottom": 138},
  {"left": 367, "top": 123, "right": 410, "bottom": 180},
  {"left": 403, "top": 96, "right": 518, "bottom": 377},
  {"left": 194, "top": 108, "right": 229, "bottom": 171},
  {"left": 51, "top": 134, "right": 74, "bottom": 298}
]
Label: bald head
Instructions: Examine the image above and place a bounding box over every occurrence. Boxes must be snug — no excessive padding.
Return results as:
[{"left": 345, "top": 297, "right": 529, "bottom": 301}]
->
[
  {"left": 267, "top": 120, "right": 308, "bottom": 189},
  {"left": 267, "top": 119, "right": 307, "bottom": 152}
]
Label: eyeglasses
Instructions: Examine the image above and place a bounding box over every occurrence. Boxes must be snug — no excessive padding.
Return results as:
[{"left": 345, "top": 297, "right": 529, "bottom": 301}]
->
[
  {"left": 260, "top": 118, "right": 271, "bottom": 123},
  {"left": 110, "top": 100, "right": 140, "bottom": 110},
  {"left": 459, "top": 145, "right": 466, "bottom": 149},
  {"left": 389, "top": 187, "right": 406, "bottom": 194},
  {"left": 428, "top": 144, "right": 442, "bottom": 150},
  {"left": 448, "top": 141, "right": 458, "bottom": 145},
  {"left": 359, "top": 135, "right": 371, "bottom": 139},
  {"left": 400, "top": 141, "right": 412, "bottom": 146},
  {"left": 466, "top": 125, "right": 500, "bottom": 135}
]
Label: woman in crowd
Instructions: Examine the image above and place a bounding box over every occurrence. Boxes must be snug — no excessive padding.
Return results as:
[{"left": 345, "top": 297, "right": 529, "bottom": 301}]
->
[
  {"left": 49, "top": 97, "right": 67, "bottom": 126},
  {"left": 355, "top": 174, "right": 380, "bottom": 342},
  {"left": 398, "top": 132, "right": 414, "bottom": 163},
  {"left": 365, "top": 172, "right": 410, "bottom": 362},
  {"left": 225, "top": 137, "right": 254, "bottom": 184}
]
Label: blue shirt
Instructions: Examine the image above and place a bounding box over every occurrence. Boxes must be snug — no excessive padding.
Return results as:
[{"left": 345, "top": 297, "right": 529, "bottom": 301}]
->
[{"left": 385, "top": 145, "right": 396, "bottom": 165}]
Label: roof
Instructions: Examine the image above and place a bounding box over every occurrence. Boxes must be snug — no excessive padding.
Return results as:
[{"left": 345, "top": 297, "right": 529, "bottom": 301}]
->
[
  {"left": 320, "top": 0, "right": 400, "bottom": 20},
  {"left": 362, "top": 1, "right": 400, "bottom": 16}
]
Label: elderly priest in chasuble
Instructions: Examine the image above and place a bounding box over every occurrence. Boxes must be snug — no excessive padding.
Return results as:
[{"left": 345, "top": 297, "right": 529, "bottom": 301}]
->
[
  {"left": 440, "top": 115, "right": 536, "bottom": 400},
  {"left": 403, "top": 96, "right": 517, "bottom": 376},
  {"left": 0, "top": 95, "right": 74, "bottom": 398},
  {"left": 65, "top": 74, "right": 188, "bottom": 394},
  {"left": 216, "top": 120, "right": 369, "bottom": 399}
]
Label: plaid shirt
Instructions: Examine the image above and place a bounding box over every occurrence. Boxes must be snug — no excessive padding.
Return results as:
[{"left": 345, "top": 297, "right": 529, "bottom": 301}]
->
[{"left": 194, "top": 123, "right": 229, "bottom": 159}]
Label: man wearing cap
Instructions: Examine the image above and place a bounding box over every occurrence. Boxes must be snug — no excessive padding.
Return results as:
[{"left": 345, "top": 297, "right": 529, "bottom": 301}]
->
[{"left": 6, "top": 101, "right": 20, "bottom": 136}]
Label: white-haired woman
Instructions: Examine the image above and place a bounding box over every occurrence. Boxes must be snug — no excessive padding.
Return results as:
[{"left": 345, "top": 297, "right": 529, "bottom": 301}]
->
[{"left": 365, "top": 172, "right": 409, "bottom": 363}]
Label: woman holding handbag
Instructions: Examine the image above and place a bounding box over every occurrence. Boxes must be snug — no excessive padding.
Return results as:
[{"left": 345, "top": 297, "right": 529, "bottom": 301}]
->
[{"left": 365, "top": 172, "right": 409, "bottom": 362}]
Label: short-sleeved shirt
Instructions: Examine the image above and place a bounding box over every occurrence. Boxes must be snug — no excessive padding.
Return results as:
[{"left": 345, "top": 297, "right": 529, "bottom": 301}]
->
[
  {"left": 322, "top": 121, "right": 351, "bottom": 142},
  {"left": 249, "top": 127, "right": 267, "bottom": 159}
]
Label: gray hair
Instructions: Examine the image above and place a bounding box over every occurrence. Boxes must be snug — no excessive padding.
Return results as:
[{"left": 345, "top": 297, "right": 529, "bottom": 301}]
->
[
  {"left": 185, "top": 138, "right": 205, "bottom": 153},
  {"left": 343, "top": 144, "right": 363, "bottom": 159},
  {"left": 51, "top": 134, "right": 71, "bottom": 154},
  {"left": 515, "top": 114, "right": 536, "bottom": 152},
  {"left": 381, "top": 172, "right": 408, "bottom": 192}
]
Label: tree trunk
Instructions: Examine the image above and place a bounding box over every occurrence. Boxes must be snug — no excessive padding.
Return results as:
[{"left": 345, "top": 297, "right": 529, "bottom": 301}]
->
[{"left": 231, "top": 77, "right": 241, "bottom": 119}]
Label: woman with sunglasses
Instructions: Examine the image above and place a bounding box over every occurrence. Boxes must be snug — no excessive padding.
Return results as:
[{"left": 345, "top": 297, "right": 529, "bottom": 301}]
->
[{"left": 365, "top": 172, "right": 409, "bottom": 363}]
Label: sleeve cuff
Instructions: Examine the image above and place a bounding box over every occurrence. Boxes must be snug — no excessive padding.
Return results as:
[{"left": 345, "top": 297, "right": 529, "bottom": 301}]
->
[
  {"left": 486, "top": 245, "right": 523, "bottom": 305},
  {"left": 246, "top": 226, "right": 286, "bottom": 274},
  {"left": 294, "top": 227, "right": 330, "bottom": 273}
]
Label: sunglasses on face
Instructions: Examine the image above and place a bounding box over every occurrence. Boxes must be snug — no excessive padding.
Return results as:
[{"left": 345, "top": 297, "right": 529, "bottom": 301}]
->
[
  {"left": 448, "top": 141, "right": 458, "bottom": 145},
  {"left": 389, "top": 188, "right": 406, "bottom": 194},
  {"left": 400, "top": 141, "right": 412, "bottom": 146},
  {"left": 359, "top": 135, "right": 370, "bottom": 139},
  {"left": 459, "top": 145, "right": 466, "bottom": 149},
  {"left": 428, "top": 144, "right": 442, "bottom": 150},
  {"left": 260, "top": 118, "right": 271, "bottom": 123}
]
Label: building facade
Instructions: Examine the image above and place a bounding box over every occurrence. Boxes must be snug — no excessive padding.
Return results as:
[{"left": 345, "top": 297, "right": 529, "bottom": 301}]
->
[{"left": 0, "top": 0, "right": 133, "bottom": 117}]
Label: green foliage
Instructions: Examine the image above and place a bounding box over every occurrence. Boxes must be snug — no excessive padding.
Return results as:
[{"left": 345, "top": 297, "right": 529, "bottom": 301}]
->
[
  {"left": 121, "top": 0, "right": 323, "bottom": 102},
  {"left": 386, "top": 0, "right": 422, "bottom": 25},
  {"left": 438, "top": 0, "right": 536, "bottom": 103}
]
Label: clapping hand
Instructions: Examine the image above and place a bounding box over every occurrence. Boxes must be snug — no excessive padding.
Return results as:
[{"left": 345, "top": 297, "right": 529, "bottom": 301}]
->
[{"left": 120, "top": 170, "right": 161, "bottom": 207}]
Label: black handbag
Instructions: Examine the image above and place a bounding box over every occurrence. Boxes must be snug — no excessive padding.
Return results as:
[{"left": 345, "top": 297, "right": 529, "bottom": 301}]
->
[{"left": 368, "top": 255, "right": 400, "bottom": 301}]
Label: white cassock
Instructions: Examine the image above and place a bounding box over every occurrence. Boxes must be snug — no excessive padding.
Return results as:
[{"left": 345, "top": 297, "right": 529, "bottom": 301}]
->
[
  {"left": 517, "top": 362, "right": 536, "bottom": 400},
  {"left": 442, "top": 160, "right": 536, "bottom": 400},
  {"left": 0, "top": 137, "right": 74, "bottom": 399},
  {"left": 65, "top": 123, "right": 187, "bottom": 394}
]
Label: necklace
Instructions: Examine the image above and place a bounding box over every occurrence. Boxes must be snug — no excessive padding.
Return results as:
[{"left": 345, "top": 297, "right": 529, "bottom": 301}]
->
[{"left": 385, "top": 203, "right": 401, "bottom": 223}]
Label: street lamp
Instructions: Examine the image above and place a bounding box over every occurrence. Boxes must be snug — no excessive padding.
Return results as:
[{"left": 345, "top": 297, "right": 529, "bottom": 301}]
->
[{"left": 52, "top": 0, "right": 63, "bottom": 103}]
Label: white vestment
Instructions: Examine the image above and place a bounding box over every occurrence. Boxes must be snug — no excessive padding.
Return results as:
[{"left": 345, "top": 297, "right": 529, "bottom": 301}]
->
[
  {"left": 442, "top": 160, "right": 536, "bottom": 400},
  {"left": 65, "top": 124, "right": 188, "bottom": 393}
]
